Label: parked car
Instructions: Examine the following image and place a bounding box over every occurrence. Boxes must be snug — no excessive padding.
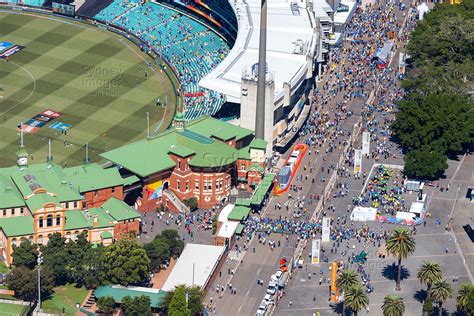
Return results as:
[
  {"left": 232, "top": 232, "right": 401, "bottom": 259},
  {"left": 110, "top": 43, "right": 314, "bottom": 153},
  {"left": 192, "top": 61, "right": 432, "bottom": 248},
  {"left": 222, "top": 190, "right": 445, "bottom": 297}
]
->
[{"left": 266, "top": 282, "right": 277, "bottom": 295}]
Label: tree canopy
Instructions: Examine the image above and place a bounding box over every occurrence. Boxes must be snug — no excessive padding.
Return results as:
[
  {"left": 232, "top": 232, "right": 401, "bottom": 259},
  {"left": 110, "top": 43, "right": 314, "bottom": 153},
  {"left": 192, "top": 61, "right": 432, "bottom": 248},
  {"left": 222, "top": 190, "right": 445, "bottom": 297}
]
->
[
  {"left": 394, "top": 0, "right": 474, "bottom": 179},
  {"left": 121, "top": 295, "right": 152, "bottom": 316},
  {"left": 102, "top": 238, "right": 150, "bottom": 286},
  {"left": 6, "top": 266, "right": 54, "bottom": 301},
  {"left": 168, "top": 286, "right": 190, "bottom": 316},
  {"left": 12, "top": 240, "right": 38, "bottom": 269}
]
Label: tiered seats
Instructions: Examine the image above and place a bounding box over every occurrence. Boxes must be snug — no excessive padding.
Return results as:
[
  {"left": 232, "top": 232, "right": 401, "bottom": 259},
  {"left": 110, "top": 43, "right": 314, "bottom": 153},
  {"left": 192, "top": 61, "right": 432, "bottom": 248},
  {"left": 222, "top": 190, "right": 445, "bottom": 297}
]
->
[{"left": 94, "top": 1, "right": 229, "bottom": 121}]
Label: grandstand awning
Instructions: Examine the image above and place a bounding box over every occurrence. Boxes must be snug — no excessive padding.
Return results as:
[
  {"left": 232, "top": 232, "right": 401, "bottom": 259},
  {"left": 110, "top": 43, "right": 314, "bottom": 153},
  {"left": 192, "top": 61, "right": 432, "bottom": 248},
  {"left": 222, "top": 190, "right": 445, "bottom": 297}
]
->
[
  {"left": 250, "top": 173, "right": 276, "bottom": 206},
  {"left": 228, "top": 206, "right": 251, "bottom": 221}
]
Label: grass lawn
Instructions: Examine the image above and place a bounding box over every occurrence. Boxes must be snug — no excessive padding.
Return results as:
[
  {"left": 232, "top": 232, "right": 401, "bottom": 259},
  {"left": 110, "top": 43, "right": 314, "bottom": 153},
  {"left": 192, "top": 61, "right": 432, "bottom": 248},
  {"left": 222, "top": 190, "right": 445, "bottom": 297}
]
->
[
  {"left": 0, "top": 302, "right": 28, "bottom": 315},
  {"left": 0, "top": 10, "right": 178, "bottom": 167},
  {"left": 41, "top": 284, "right": 88, "bottom": 315}
]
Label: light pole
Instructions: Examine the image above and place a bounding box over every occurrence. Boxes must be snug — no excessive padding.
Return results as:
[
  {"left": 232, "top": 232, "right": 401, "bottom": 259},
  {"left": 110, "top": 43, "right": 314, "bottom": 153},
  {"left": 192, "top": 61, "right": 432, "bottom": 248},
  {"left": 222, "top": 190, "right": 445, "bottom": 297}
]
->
[{"left": 37, "top": 255, "right": 43, "bottom": 312}]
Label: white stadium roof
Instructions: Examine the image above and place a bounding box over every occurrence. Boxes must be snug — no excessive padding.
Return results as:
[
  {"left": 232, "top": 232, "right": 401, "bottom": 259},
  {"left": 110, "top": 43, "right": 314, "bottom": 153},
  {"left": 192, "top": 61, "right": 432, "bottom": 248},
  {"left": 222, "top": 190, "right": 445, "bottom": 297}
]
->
[
  {"left": 200, "top": 0, "right": 318, "bottom": 103},
  {"left": 161, "top": 244, "right": 225, "bottom": 291}
]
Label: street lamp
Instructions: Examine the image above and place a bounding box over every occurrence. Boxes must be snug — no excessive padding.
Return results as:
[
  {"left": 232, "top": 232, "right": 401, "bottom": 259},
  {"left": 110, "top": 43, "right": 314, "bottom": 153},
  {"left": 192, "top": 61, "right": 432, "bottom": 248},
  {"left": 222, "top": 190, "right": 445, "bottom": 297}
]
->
[{"left": 37, "top": 255, "right": 43, "bottom": 312}]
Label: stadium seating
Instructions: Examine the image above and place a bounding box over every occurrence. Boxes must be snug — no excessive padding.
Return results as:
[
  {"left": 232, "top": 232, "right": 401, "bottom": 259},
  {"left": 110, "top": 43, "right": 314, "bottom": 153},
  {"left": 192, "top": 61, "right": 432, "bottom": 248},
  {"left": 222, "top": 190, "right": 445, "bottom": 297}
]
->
[
  {"left": 6, "top": 0, "right": 44, "bottom": 6},
  {"left": 94, "top": 1, "right": 229, "bottom": 121}
]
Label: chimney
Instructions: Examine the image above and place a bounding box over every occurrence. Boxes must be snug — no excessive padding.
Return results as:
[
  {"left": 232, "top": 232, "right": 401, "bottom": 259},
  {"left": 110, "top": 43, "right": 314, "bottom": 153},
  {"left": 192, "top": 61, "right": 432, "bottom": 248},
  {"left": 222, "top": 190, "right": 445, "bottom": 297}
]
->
[{"left": 93, "top": 215, "right": 98, "bottom": 227}]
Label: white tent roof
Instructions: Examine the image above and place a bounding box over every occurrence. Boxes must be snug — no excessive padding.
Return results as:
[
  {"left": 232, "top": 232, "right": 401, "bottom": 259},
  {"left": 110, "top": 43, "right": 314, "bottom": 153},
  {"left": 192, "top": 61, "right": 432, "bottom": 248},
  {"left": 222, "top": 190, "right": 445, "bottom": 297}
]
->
[
  {"left": 217, "top": 221, "right": 239, "bottom": 238},
  {"left": 218, "top": 204, "right": 235, "bottom": 223},
  {"left": 162, "top": 244, "right": 225, "bottom": 291}
]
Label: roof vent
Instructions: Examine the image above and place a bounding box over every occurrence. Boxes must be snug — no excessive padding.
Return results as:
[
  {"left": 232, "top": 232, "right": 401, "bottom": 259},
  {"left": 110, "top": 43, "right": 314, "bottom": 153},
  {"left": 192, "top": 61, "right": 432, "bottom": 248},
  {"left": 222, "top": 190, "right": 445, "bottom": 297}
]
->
[{"left": 5, "top": 186, "right": 12, "bottom": 191}]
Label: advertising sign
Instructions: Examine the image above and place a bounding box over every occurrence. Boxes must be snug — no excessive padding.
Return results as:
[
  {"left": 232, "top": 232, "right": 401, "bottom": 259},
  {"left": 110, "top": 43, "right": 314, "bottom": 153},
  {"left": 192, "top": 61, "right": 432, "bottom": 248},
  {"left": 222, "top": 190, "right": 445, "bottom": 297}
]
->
[
  {"left": 354, "top": 149, "right": 362, "bottom": 174},
  {"left": 362, "top": 132, "right": 370, "bottom": 155},
  {"left": 311, "top": 239, "right": 321, "bottom": 264},
  {"left": 322, "top": 217, "right": 331, "bottom": 242}
]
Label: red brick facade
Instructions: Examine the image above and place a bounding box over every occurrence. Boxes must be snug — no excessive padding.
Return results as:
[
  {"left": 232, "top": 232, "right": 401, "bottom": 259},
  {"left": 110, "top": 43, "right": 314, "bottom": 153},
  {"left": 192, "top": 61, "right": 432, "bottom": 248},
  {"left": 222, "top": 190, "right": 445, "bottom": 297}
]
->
[
  {"left": 114, "top": 219, "right": 140, "bottom": 240},
  {"left": 83, "top": 186, "right": 124, "bottom": 209}
]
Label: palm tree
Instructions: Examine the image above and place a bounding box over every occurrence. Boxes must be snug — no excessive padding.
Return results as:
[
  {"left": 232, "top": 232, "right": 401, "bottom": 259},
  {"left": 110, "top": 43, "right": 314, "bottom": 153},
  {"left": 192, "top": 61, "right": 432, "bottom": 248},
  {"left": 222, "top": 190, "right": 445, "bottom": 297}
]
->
[
  {"left": 456, "top": 283, "right": 474, "bottom": 315},
  {"left": 386, "top": 227, "right": 416, "bottom": 291},
  {"left": 430, "top": 278, "right": 453, "bottom": 316},
  {"left": 336, "top": 269, "right": 359, "bottom": 314},
  {"left": 417, "top": 260, "right": 443, "bottom": 295},
  {"left": 382, "top": 295, "right": 405, "bottom": 316},
  {"left": 344, "top": 284, "right": 369, "bottom": 316}
]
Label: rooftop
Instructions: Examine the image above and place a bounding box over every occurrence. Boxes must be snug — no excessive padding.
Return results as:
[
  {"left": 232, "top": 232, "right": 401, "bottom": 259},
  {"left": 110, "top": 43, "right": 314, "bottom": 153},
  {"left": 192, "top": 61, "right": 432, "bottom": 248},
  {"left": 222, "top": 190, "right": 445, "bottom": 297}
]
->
[
  {"left": 200, "top": 0, "right": 318, "bottom": 103},
  {"left": 101, "top": 116, "right": 253, "bottom": 177},
  {"left": 0, "top": 216, "right": 34, "bottom": 237},
  {"left": 64, "top": 163, "right": 125, "bottom": 192},
  {"left": 95, "top": 285, "right": 167, "bottom": 308},
  {"left": 0, "top": 173, "right": 25, "bottom": 209},
  {"left": 161, "top": 244, "right": 225, "bottom": 291}
]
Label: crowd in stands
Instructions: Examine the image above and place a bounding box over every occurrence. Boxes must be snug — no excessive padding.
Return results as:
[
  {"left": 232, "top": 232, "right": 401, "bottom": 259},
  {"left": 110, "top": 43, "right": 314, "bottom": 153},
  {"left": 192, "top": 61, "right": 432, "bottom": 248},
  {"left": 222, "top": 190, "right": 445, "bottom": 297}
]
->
[
  {"left": 94, "top": 0, "right": 230, "bottom": 120},
  {"left": 5, "top": 0, "right": 45, "bottom": 7}
]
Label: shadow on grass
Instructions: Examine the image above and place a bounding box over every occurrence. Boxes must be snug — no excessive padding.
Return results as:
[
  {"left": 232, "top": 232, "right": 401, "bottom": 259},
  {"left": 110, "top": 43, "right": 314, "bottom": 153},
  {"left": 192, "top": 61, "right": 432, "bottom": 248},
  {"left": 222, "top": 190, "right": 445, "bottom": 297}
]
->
[{"left": 382, "top": 262, "right": 410, "bottom": 282}]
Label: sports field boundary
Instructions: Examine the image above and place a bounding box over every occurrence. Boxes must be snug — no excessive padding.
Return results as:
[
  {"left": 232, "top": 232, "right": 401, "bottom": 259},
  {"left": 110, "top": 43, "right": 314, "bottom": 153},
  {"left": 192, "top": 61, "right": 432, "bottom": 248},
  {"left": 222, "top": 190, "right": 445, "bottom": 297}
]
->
[{"left": 0, "top": 4, "right": 181, "bottom": 133}]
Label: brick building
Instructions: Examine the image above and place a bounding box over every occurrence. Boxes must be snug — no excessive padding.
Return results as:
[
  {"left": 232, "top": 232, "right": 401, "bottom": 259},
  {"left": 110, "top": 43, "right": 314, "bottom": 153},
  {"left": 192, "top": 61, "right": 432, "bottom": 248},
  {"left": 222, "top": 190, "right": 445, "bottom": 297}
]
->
[
  {"left": 0, "top": 158, "right": 140, "bottom": 265},
  {"left": 101, "top": 114, "right": 268, "bottom": 212}
]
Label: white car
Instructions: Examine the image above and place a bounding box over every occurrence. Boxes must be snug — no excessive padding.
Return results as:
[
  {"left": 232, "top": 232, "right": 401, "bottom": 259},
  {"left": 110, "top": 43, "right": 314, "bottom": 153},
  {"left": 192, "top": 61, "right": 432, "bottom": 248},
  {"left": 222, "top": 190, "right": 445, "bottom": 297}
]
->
[
  {"left": 270, "top": 274, "right": 278, "bottom": 283},
  {"left": 275, "top": 270, "right": 283, "bottom": 279},
  {"left": 256, "top": 301, "right": 268, "bottom": 315},
  {"left": 264, "top": 294, "right": 274, "bottom": 303},
  {"left": 267, "top": 282, "right": 277, "bottom": 295}
]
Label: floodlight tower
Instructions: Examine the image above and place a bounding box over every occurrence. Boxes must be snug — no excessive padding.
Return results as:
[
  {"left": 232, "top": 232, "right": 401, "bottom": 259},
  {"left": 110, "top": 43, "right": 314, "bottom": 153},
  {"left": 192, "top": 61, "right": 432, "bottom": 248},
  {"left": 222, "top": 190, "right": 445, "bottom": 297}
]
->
[{"left": 255, "top": 0, "right": 268, "bottom": 139}]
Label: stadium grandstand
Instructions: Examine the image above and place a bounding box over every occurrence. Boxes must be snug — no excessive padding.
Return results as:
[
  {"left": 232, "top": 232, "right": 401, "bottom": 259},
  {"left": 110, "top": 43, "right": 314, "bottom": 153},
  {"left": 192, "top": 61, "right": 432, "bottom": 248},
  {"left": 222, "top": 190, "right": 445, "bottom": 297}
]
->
[
  {"left": 3, "top": 0, "right": 336, "bottom": 153},
  {"left": 90, "top": 0, "right": 231, "bottom": 121}
]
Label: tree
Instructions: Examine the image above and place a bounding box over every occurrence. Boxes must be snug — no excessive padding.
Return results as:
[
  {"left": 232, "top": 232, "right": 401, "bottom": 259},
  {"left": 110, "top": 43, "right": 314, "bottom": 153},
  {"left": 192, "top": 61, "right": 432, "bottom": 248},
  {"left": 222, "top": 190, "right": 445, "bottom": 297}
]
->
[
  {"left": 430, "top": 278, "right": 453, "bottom": 316},
  {"left": 456, "top": 283, "right": 474, "bottom": 315},
  {"left": 403, "top": 148, "right": 448, "bottom": 180},
  {"left": 386, "top": 227, "right": 416, "bottom": 291},
  {"left": 6, "top": 266, "right": 54, "bottom": 301},
  {"left": 336, "top": 269, "right": 359, "bottom": 314},
  {"left": 102, "top": 239, "right": 150, "bottom": 286},
  {"left": 82, "top": 244, "right": 107, "bottom": 289},
  {"left": 417, "top": 260, "right": 443, "bottom": 295},
  {"left": 40, "top": 233, "right": 69, "bottom": 286},
  {"left": 12, "top": 240, "right": 38, "bottom": 269},
  {"left": 382, "top": 295, "right": 405, "bottom": 316},
  {"left": 422, "top": 297, "right": 434, "bottom": 316},
  {"left": 344, "top": 284, "right": 369, "bottom": 316},
  {"left": 160, "top": 229, "right": 184, "bottom": 257},
  {"left": 121, "top": 295, "right": 152, "bottom": 316},
  {"left": 96, "top": 296, "right": 116, "bottom": 314},
  {"left": 183, "top": 197, "right": 198, "bottom": 211},
  {"left": 168, "top": 286, "right": 190, "bottom": 316},
  {"left": 145, "top": 238, "right": 171, "bottom": 271},
  {"left": 165, "top": 285, "right": 204, "bottom": 316}
]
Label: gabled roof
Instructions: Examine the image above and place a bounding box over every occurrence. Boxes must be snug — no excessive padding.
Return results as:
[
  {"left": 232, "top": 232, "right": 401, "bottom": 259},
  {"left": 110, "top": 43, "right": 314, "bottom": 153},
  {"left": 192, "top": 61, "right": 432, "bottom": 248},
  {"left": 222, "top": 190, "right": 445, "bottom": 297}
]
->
[
  {"left": 101, "top": 197, "right": 140, "bottom": 222},
  {"left": 237, "top": 145, "right": 251, "bottom": 160},
  {"left": 248, "top": 164, "right": 265, "bottom": 173},
  {"left": 100, "top": 116, "right": 248, "bottom": 177},
  {"left": 249, "top": 138, "right": 267, "bottom": 150},
  {"left": 0, "top": 173, "right": 25, "bottom": 209},
  {"left": 251, "top": 173, "right": 276, "bottom": 205},
  {"left": 88, "top": 207, "right": 115, "bottom": 228},
  {"left": 0, "top": 216, "right": 34, "bottom": 237},
  {"left": 9, "top": 163, "right": 82, "bottom": 202},
  {"left": 65, "top": 211, "right": 91, "bottom": 231},
  {"left": 25, "top": 193, "right": 61, "bottom": 212},
  {"left": 64, "top": 163, "right": 124, "bottom": 193}
]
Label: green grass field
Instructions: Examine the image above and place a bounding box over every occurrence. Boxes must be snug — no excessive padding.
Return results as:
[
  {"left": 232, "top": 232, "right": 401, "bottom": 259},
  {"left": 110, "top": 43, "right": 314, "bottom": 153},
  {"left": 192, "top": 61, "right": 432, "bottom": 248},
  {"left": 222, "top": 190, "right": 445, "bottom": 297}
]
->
[
  {"left": 41, "top": 284, "right": 88, "bottom": 315},
  {"left": 0, "top": 10, "right": 178, "bottom": 167},
  {"left": 0, "top": 302, "right": 28, "bottom": 315}
]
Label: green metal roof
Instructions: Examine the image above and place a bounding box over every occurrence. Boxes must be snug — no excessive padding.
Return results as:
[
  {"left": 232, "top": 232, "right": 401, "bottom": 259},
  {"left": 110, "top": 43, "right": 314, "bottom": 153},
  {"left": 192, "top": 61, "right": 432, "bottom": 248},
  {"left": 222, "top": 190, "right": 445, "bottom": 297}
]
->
[
  {"left": 248, "top": 164, "right": 265, "bottom": 173},
  {"left": 187, "top": 116, "right": 253, "bottom": 141},
  {"left": 100, "top": 231, "right": 113, "bottom": 239},
  {"left": 235, "top": 198, "right": 251, "bottom": 207},
  {"left": 168, "top": 145, "right": 195, "bottom": 158},
  {"left": 101, "top": 197, "right": 140, "bottom": 222},
  {"left": 0, "top": 174, "right": 25, "bottom": 208},
  {"left": 228, "top": 206, "right": 251, "bottom": 221},
  {"left": 9, "top": 163, "right": 82, "bottom": 203},
  {"left": 100, "top": 117, "right": 244, "bottom": 176},
  {"left": 236, "top": 223, "right": 245, "bottom": 235},
  {"left": 251, "top": 173, "right": 276, "bottom": 205},
  {"left": 0, "top": 216, "right": 34, "bottom": 237},
  {"left": 249, "top": 138, "right": 268, "bottom": 150},
  {"left": 88, "top": 207, "right": 115, "bottom": 228},
  {"left": 122, "top": 175, "right": 140, "bottom": 186},
  {"left": 237, "top": 146, "right": 251, "bottom": 160},
  {"left": 211, "top": 128, "right": 237, "bottom": 141},
  {"left": 64, "top": 163, "right": 124, "bottom": 193},
  {"left": 25, "top": 193, "right": 61, "bottom": 212},
  {"left": 65, "top": 211, "right": 91, "bottom": 231},
  {"left": 95, "top": 285, "right": 167, "bottom": 308}
]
